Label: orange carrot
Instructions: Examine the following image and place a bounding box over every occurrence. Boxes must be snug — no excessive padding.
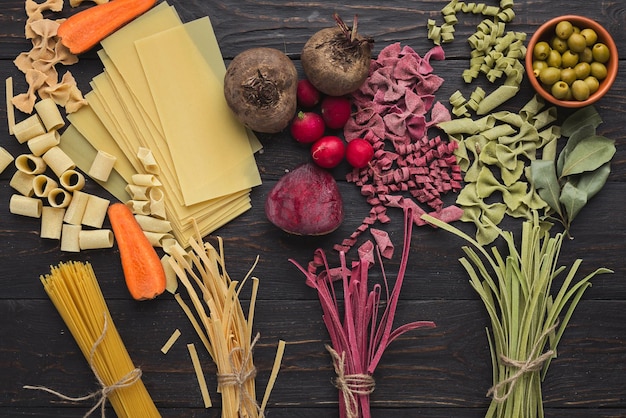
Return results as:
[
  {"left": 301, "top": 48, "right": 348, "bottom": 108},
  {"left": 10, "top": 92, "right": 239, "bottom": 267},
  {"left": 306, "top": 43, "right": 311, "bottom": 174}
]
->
[
  {"left": 108, "top": 202, "right": 166, "bottom": 300},
  {"left": 57, "top": 0, "right": 157, "bottom": 55}
]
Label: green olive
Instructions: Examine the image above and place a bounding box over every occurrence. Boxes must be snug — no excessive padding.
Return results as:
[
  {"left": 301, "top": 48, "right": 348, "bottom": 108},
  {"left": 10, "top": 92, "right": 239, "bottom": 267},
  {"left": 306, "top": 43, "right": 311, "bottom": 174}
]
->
[
  {"left": 533, "top": 41, "right": 552, "bottom": 60},
  {"left": 571, "top": 79, "right": 590, "bottom": 101},
  {"left": 579, "top": 47, "right": 594, "bottom": 63},
  {"left": 551, "top": 81, "right": 570, "bottom": 100},
  {"left": 580, "top": 28, "right": 598, "bottom": 46},
  {"left": 561, "top": 50, "right": 579, "bottom": 68},
  {"left": 532, "top": 60, "right": 548, "bottom": 77},
  {"left": 567, "top": 33, "right": 587, "bottom": 53},
  {"left": 551, "top": 36, "right": 569, "bottom": 54},
  {"left": 560, "top": 67, "right": 577, "bottom": 85},
  {"left": 584, "top": 76, "right": 600, "bottom": 94},
  {"left": 539, "top": 66, "right": 561, "bottom": 85},
  {"left": 590, "top": 61, "right": 608, "bottom": 80},
  {"left": 555, "top": 20, "right": 574, "bottom": 39},
  {"left": 546, "top": 50, "right": 562, "bottom": 67},
  {"left": 574, "top": 62, "right": 591, "bottom": 79},
  {"left": 592, "top": 43, "right": 610, "bottom": 63}
]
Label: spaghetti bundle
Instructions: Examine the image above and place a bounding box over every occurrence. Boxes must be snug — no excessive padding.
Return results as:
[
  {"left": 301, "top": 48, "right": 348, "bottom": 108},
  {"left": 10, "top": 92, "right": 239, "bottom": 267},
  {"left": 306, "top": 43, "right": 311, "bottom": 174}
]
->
[{"left": 34, "top": 261, "right": 160, "bottom": 417}]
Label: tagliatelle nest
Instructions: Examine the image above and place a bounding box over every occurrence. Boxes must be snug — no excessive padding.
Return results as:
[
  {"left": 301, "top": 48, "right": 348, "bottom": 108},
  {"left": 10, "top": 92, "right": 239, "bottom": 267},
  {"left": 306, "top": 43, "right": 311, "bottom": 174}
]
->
[{"left": 13, "top": 0, "right": 88, "bottom": 114}]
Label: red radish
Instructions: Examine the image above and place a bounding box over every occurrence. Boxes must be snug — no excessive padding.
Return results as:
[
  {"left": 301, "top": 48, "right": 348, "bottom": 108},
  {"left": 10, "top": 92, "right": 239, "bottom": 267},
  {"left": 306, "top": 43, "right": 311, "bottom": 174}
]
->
[
  {"left": 297, "top": 79, "right": 321, "bottom": 108},
  {"left": 290, "top": 111, "right": 325, "bottom": 144},
  {"left": 321, "top": 96, "right": 351, "bottom": 129},
  {"left": 346, "top": 137, "right": 374, "bottom": 168},
  {"left": 311, "top": 136, "right": 345, "bottom": 169}
]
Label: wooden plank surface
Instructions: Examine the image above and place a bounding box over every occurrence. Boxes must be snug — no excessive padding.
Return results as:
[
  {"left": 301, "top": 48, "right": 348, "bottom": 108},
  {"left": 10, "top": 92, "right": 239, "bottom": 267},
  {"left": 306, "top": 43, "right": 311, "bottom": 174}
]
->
[{"left": 1, "top": 0, "right": 625, "bottom": 417}]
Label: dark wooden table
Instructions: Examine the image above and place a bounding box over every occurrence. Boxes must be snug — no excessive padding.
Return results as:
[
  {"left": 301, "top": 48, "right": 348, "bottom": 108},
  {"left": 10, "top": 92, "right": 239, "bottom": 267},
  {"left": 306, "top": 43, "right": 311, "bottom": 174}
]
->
[{"left": 1, "top": 1, "right": 625, "bottom": 417}]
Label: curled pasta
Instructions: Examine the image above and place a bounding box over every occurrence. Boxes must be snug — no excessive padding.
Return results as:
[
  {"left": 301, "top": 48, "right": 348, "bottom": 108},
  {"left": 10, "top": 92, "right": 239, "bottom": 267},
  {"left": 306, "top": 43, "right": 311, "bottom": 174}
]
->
[
  {"left": 148, "top": 187, "right": 166, "bottom": 219},
  {"left": 125, "top": 184, "right": 150, "bottom": 201},
  {"left": 134, "top": 214, "right": 172, "bottom": 234},
  {"left": 137, "top": 147, "right": 159, "bottom": 175},
  {"left": 131, "top": 174, "right": 162, "bottom": 187}
]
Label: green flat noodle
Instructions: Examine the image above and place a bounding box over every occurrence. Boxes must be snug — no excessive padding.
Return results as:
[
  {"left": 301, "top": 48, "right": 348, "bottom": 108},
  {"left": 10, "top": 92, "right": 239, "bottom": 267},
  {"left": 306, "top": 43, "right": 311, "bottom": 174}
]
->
[{"left": 476, "top": 85, "right": 519, "bottom": 115}]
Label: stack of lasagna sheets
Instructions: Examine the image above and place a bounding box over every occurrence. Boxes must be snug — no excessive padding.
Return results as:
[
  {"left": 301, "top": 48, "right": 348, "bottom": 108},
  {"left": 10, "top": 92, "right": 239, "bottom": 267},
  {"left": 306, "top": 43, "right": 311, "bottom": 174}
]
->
[{"left": 60, "top": 2, "right": 262, "bottom": 244}]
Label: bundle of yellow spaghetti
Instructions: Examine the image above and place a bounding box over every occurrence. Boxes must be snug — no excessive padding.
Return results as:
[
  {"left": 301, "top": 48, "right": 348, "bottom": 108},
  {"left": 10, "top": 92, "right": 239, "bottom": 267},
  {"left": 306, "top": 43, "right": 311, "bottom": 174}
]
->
[
  {"left": 166, "top": 228, "right": 285, "bottom": 417},
  {"left": 36, "top": 261, "right": 160, "bottom": 417}
]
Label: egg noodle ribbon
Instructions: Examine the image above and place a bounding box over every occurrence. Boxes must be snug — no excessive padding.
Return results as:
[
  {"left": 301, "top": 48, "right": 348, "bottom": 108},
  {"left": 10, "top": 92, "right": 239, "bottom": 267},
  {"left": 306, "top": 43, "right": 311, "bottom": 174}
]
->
[
  {"left": 326, "top": 344, "right": 376, "bottom": 418},
  {"left": 23, "top": 314, "right": 142, "bottom": 418},
  {"left": 216, "top": 332, "right": 263, "bottom": 418},
  {"left": 486, "top": 320, "right": 559, "bottom": 402}
]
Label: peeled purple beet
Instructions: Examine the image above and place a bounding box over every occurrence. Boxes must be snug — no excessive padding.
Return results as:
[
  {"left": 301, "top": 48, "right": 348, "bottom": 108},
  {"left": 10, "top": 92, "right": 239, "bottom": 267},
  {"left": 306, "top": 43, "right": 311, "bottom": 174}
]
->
[{"left": 265, "top": 163, "right": 344, "bottom": 235}]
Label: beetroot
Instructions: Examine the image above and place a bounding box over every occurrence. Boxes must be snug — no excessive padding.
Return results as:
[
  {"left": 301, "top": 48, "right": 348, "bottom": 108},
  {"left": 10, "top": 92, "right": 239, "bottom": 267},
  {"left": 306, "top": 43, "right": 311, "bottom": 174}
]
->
[{"left": 265, "top": 163, "right": 344, "bottom": 235}]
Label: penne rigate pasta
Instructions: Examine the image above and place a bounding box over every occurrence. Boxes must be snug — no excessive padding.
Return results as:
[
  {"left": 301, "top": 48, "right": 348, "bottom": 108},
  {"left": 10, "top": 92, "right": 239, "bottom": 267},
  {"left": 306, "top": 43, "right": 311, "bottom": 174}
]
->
[
  {"left": 134, "top": 214, "right": 172, "bottom": 234},
  {"left": 59, "top": 169, "right": 85, "bottom": 192},
  {"left": 13, "top": 114, "right": 46, "bottom": 144},
  {"left": 34, "top": 98, "right": 65, "bottom": 132},
  {"left": 33, "top": 174, "right": 59, "bottom": 198},
  {"left": 10, "top": 194, "right": 42, "bottom": 218},
  {"left": 60, "top": 223, "right": 81, "bottom": 252},
  {"left": 63, "top": 190, "right": 89, "bottom": 225},
  {"left": 28, "top": 131, "right": 60, "bottom": 156},
  {"left": 82, "top": 194, "right": 110, "bottom": 229},
  {"left": 125, "top": 184, "right": 150, "bottom": 201},
  {"left": 15, "top": 153, "right": 47, "bottom": 175},
  {"left": 48, "top": 187, "right": 72, "bottom": 208},
  {"left": 79, "top": 229, "right": 115, "bottom": 250},
  {"left": 88, "top": 149, "right": 117, "bottom": 182},
  {"left": 143, "top": 231, "right": 174, "bottom": 248},
  {"left": 42, "top": 146, "right": 76, "bottom": 177},
  {"left": 137, "top": 147, "right": 159, "bottom": 175},
  {"left": 0, "top": 147, "right": 15, "bottom": 175},
  {"left": 10, "top": 170, "right": 35, "bottom": 197},
  {"left": 40, "top": 206, "right": 65, "bottom": 240},
  {"left": 131, "top": 173, "right": 162, "bottom": 187}
]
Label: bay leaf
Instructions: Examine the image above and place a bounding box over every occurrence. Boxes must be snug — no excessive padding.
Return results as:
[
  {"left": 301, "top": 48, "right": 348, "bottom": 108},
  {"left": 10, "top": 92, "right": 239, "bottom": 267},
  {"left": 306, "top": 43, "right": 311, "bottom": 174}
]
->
[
  {"left": 559, "top": 181, "right": 588, "bottom": 224},
  {"left": 560, "top": 106, "right": 602, "bottom": 137},
  {"left": 570, "top": 161, "right": 611, "bottom": 199},
  {"left": 560, "top": 135, "right": 616, "bottom": 178},
  {"left": 530, "top": 159, "right": 562, "bottom": 216},
  {"left": 556, "top": 123, "right": 596, "bottom": 176}
]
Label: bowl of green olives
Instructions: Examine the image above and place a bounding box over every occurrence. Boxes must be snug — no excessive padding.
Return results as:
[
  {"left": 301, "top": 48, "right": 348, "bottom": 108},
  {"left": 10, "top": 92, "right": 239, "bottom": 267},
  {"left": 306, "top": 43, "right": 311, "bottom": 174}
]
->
[{"left": 525, "top": 15, "right": 618, "bottom": 107}]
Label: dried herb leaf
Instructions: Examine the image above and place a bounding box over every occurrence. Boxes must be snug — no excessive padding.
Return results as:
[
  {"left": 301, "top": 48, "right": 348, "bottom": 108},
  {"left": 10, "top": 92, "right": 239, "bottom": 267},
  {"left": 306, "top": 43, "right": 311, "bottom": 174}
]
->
[
  {"left": 571, "top": 162, "right": 611, "bottom": 200},
  {"left": 556, "top": 123, "right": 597, "bottom": 176},
  {"left": 530, "top": 159, "right": 562, "bottom": 215},
  {"left": 560, "top": 135, "right": 616, "bottom": 178},
  {"left": 560, "top": 106, "right": 603, "bottom": 137},
  {"left": 559, "top": 181, "right": 587, "bottom": 224}
]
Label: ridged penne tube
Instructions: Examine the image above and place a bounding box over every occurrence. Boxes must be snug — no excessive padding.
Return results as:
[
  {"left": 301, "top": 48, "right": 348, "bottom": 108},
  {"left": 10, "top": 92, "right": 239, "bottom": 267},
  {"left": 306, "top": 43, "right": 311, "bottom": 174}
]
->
[
  {"left": 15, "top": 154, "right": 47, "bottom": 175},
  {"left": 34, "top": 98, "right": 65, "bottom": 132},
  {"left": 137, "top": 147, "right": 159, "bottom": 175},
  {"left": 10, "top": 170, "right": 35, "bottom": 197},
  {"left": 135, "top": 214, "right": 172, "bottom": 233},
  {"left": 126, "top": 199, "right": 151, "bottom": 215},
  {"left": 28, "top": 131, "right": 60, "bottom": 156},
  {"left": 88, "top": 149, "right": 117, "bottom": 182},
  {"left": 59, "top": 169, "right": 85, "bottom": 192},
  {"left": 63, "top": 190, "right": 89, "bottom": 225},
  {"left": 125, "top": 184, "right": 150, "bottom": 201},
  {"left": 48, "top": 187, "right": 72, "bottom": 208},
  {"left": 33, "top": 174, "right": 59, "bottom": 197},
  {"left": 42, "top": 146, "right": 76, "bottom": 177},
  {"left": 40, "top": 206, "right": 65, "bottom": 240},
  {"left": 13, "top": 115, "right": 46, "bottom": 144},
  {"left": 10, "top": 194, "right": 42, "bottom": 218},
  {"left": 79, "top": 229, "right": 115, "bottom": 250},
  {"left": 143, "top": 231, "right": 174, "bottom": 248},
  {"left": 0, "top": 147, "right": 15, "bottom": 175},
  {"left": 131, "top": 173, "right": 161, "bottom": 187},
  {"left": 149, "top": 187, "right": 166, "bottom": 219},
  {"left": 82, "top": 194, "right": 110, "bottom": 229},
  {"left": 60, "top": 223, "right": 81, "bottom": 252}
]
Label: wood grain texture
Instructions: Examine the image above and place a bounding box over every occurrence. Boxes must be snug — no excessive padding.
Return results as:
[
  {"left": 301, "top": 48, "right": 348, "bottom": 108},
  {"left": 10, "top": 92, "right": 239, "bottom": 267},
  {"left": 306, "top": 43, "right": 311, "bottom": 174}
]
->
[{"left": 0, "top": 0, "right": 625, "bottom": 417}]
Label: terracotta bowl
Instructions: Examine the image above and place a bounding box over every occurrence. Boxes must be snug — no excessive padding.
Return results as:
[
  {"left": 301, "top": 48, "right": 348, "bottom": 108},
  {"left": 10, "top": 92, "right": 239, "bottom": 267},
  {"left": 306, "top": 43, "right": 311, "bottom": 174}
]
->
[{"left": 525, "top": 15, "right": 618, "bottom": 108}]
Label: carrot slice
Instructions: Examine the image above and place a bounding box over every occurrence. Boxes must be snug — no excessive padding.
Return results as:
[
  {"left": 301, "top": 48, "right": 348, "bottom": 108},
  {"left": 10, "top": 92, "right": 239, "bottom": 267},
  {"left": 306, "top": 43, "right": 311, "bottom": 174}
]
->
[
  {"left": 108, "top": 202, "right": 166, "bottom": 300},
  {"left": 57, "top": 0, "right": 157, "bottom": 55}
]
